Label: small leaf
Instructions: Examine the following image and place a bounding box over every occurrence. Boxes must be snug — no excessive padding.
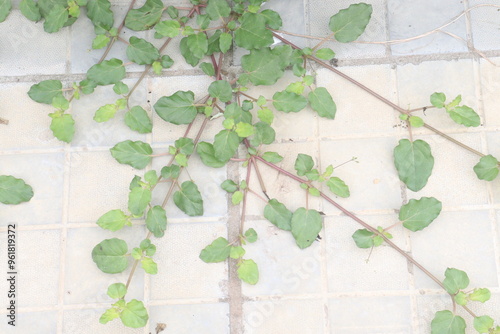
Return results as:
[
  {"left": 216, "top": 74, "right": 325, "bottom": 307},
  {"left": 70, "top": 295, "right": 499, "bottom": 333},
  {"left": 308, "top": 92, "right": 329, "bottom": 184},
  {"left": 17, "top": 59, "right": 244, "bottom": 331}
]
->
[
  {"left": 154, "top": 91, "right": 197, "bottom": 125},
  {"left": 124, "top": 106, "right": 153, "bottom": 134},
  {"left": 180, "top": 33, "right": 208, "bottom": 66},
  {"left": 124, "top": 0, "right": 163, "bottom": 31},
  {"left": 107, "top": 283, "right": 127, "bottom": 299},
  {"left": 175, "top": 137, "right": 195, "bottom": 155},
  {"left": 352, "top": 229, "right": 375, "bottom": 248},
  {"left": 231, "top": 190, "right": 243, "bottom": 205},
  {"left": 146, "top": 206, "right": 167, "bottom": 238},
  {"left": 200, "top": 62, "right": 215, "bottom": 77},
  {"left": 244, "top": 228, "right": 258, "bottom": 243},
  {"left": 454, "top": 291, "right": 468, "bottom": 306},
  {"left": 249, "top": 122, "right": 275, "bottom": 146},
  {"left": 326, "top": 177, "right": 350, "bottom": 198},
  {"left": 173, "top": 181, "right": 203, "bottom": 216},
  {"left": 291, "top": 208, "right": 322, "bottom": 249},
  {"left": 28, "top": 80, "right": 63, "bottom": 104},
  {"left": 272, "top": 91, "right": 308, "bottom": 113},
  {"left": 49, "top": 113, "right": 75, "bottom": 143},
  {"left": 219, "top": 32, "right": 232, "bottom": 53},
  {"left": 447, "top": 105, "right": 480, "bottom": 127},
  {"left": 469, "top": 288, "right": 491, "bottom": 303},
  {"left": 20, "top": 0, "right": 41, "bottom": 21},
  {"left": 430, "top": 92, "right": 446, "bottom": 108},
  {"left": 234, "top": 12, "right": 273, "bottom": 50},
  {"left": 87, "top": 58, "right": 126, "bottom": 86},
  {"left": 329, "top": 3, "right": 373, "bottom": 43},
  {"left": 294, "top": 153, "right": 314, "bottom": 176},
  {"left": 208, "top": 80, "right": 233, "bottom": 102},
  {"left": 230, "top": 246, "right": 245, "bottom": 259},
  {"left": 213, "top": 129, "right": 239, "bottom": 161},
  {"left": 127, "top": 36, "right": 160, "bottom": 65},
  {"left": 44, "top": 5, "right": 68, "bottom": 33},
  {"left": 94, "top": 104, "right": 118, "bottom": 122},
  {"left": 237, "top": 259, "right": 259, "bottom": 284},
  {"left": 140, "top": 257, "right": 158, "bottom": 274},
  {"left": 161, "top": 165, "right": 181, "bottom": 179},
  {"left": 259, "top": 9, "right": 282, "bottom": 29},
  {"left": 474, "top": 315, "right": 494, "bottom": 333},
  {"left": 264, "top": 199, "right": 292, "bottom": 231},
  {"left": 199, "top": 237, "right": 230, "bottom": 263},
  {"left": 399, "top": 197, "right": 442, "bottom": 232},
  {"left": 99, "top": 308, "right": 120, "bottom": 324},
  {"left": 408, "top": 116, "right": 424, "bottom": 128},
  {"left": 443, "top": 268, "right": 470, "bottom": 294},
  {"left": 155, "top": 19, "right": 181, "bottom": 38},
  {"left": 308, "top": 87, "right": 337, "bottom": 119},
  {"left": 262, "top": 152, "right": 283, "bottom": 163},
  {"left": 97, "top": 209, "right": 130, "bottom": 231},
  {"left": 110, "top": 140, "right": 152, "bottom": 169},
  {"left": 257, "top": 108, "right": 274, "bottom": 125},
  {"left": 92, "top": 238, "right": 129, "bottom": 274},
  {"left": 431, "top": 310, "right": 466, "bottom": 334},
  {"left": 205, "top": 0, "right": 231, "bottom": 20},
  {"left": 92, "top": 34, "right": 110, "bottom": 49},
  {"left": 393, "top": 139, "right": 434, "bottom": 192},
  {"left": 240, "top": 46, "right": 292, "bottom": 86},
  {"left": 197, "top": 142, "right": 226, "bottom": 168},
  {"left": 315, "top": 48, "right": 335, "bottom": 60},
  {"left": 120, "top": 299, "right": 148, "bottom": 328},
  {"left": 0, "top": 175, "right": 34, "bottom": 205},
  {"left": 235, "top": 122, "right": 254, "bottom": 138},
  {"left": 221, "top": 179, "right": 238, "bottom": 193},
  {"left": 473, "top": 155, "right": 499, "bottom": 181},
  {"left": 86, "top": 0, "right": 114, "bottom": 30},
  {"left": 128, "top": 187, "right": 152, "bottom": 216}
]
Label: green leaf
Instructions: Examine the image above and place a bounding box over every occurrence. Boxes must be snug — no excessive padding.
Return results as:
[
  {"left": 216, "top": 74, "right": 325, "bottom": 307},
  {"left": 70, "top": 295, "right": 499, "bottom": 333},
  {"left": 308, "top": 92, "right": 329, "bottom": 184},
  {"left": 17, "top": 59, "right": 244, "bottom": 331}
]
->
[
  {"left": 197, "top": 142, "right": 226, "bottom": 168},
  {"left": 230, "top": 246, "right": 245, "bottom": 259},
  {"left": 79, "top": 79, "right": 97, "bottom": 95},
  {"left": 207, "top": 29, "right": 222, "bottom": 55},
  {"left": 264, "top": 199, "right": 292, "bottom": 231},
  {"left": 352, "top": 229, "right": 375, "bottom": 248},
  {"left": 469, "top": 288, "right": 491, "bottom": 303},
  {"left": 161, "top": 165, "right": 181, "bottom": 179},
  {"left": 235, "top": 122, "right": 254, "bottom": 138},
  {"left": 262, "top": 152, "right": 283, "bottom": 163},
  {"left": 399, "top": 197, "right": 442, "bottom": 232},
  {"left": 231, "top": 191, "right": 243, "bottom": 205},
  {"left": 97, "top": 209, "right": 130, "bottom": 231},
  {"left": 107, "top": 283, "right": 127, "bottom": 299},
  {"left": 408, "top": 116, "right": 424, "bottom": 127},
  {"left": 257, "top": 108, "right": 274, "bottom": 124},
  {"left": 49, "top": 113, "right": 75, "bottom": 143},
  {"left": 454, "top": 291, "right": 468, "bottom": 306},
  {"left": 329, "top": 3, "right": 372, "bottom": 43},
  {"left": 52, "top": 95, "right": 69, "bottom": 110},
  {"left": 430, "top": 92, "right": 446, "bottom": 108},
  {"left": 180, "top": 33, "right": 208, "bottom": 66},
  {"left": 173, "top": 181, "right": 203, "bottom": 216},
  {"left": 92, "top": 238, "right": 129, "bottom": 274},
  {"left": 125, "top": 0, "right": 163, "bottom": 31},
  {"left": 110, "top": 140, "right": 152, "bottom": 169},
  {"left": 393, "top": 139, "right": 434, "bottom": 192},
  {"left": 249, "top": 122, "right": 275, "bottom": 146},
  {"left": 473, "top": 155, "right": 499, "bottom": 181},
  {"left": 208, "top": 80, "right": 233, "bottom": 102},
  {"left": 200, "top": 62, "right": 215, "bottom": 77},
  {"left": 291, "top": 208, "right": 322, "bottom": 249},
  {"left": 43, "top": 4, "right": 68, "bottom": 33},
  {"left": 140, "top": 257, "right": 157, "bottom": 274},
  {"left": 128, "top": 187, "right": 152, "bottom": 216},
  {"left": 154, "top": 91, "right": 197, "bottom": 125},
  {"left": 174, "top": 137, "right": 194, "bottom": 155},
  {"left": 199, "top": 237, "right": 230, "bottom": 263},
  {"left": 446, "top": 95, "right": 462, "bottom": 110},
  {"left": 225, "top": 103, "right": 253, "bottom": 123},
  {"left": 431, "top": 310, "right": 466, "bottom": 334},
  {"left": 308, "top": 87, "right": 337, "bottom": 119},
  {"left": 213, "top": 129, "right": 239, "bottom": 161},
  {"left": 155, "top": 20, "right": 180, "bottom": 38},
  {"left": 443, "top": 268, "right": 470, "bottom": 294},
  {"left": 87, "top": 58, "right": 126, "bottom": 86},
  {"left": 219, "top": 32, "right": 232, "bottom": 53},
  {"left": 160, "top": 55, "right": 174, "bottom": 69},
  {"left": 206, "top": 0, "right": 230, "bottom": 20},
  {"left": 144, "top": 170, "right": 157, "bottom": 185},
  {"left": 272, "top": 91, "right": 307, "bottom": 113},
  {"left": 234, "top": 12, "right": 273, "bottom": 50},
  {"left": 447, "top": 105, "right": 480, "bottom": 127},
  {"left": 120, "top": 299, "right": 148, "bottom": 328},
  {"left": 240, "top": 46, "right": 292, "bottom": 86},
  {"left": 99, "top": 308, "right": 120, "bottom": 324},
  {"left": 244, "top": 228, "right": 258, "bottom": 243},
  {"left": 315, "top": 48, "right": 335, "bottom": 60},
  {"left": 0, "top": 0, "right": 11, "bottom": 22},
  {"left": 20, "top": 0, "right": 41, "bottom": 21},
  {"left": 146, "top": 206, "right": 167, "bottom": 238},
  {"left": 126, "top": 36, "right": 160, "bottom": 65},
  {"left": 124, "top": 106, "right": 153, "bottom": 134},
  {"left": 326, "top": 177, "right": 350, "bottom": 198},
  {"left": 294, "top": 153, "right": 314, "bottom": 176},
  {"left": 259, "top": 9, "right": 282, "bottom": 29},
  {"left": 0, "top": 175, "right": 34, "bottom": 205},
  {"left": 87, "top": 0, "right": 114, "bottom": 30},
  {"left": 237, "top": 259, "right": 259, "bottom": 284},
  {"left": 28, "top": 80, "right": 63, "bottom": 104},
  {"left": 94, "top": 103, "right": 117, "bottom": 122},
  {"left": 221, "top": 179, "right": 238, "bottom": 193},
  {"left": 474, "top": 315, "right": 494, "bottom": 333}
]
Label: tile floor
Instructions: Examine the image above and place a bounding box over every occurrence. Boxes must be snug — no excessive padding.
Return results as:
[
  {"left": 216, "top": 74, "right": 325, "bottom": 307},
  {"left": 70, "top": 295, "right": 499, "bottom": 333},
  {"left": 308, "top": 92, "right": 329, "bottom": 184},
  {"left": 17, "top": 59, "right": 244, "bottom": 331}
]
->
[{"left": 0, "top": 0, "right": 499, "bottom": 333}]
